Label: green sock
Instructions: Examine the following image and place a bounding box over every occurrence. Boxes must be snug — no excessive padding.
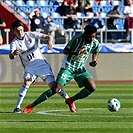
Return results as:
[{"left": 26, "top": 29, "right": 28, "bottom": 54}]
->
[
  {"left": 32, "top": 89, "right": 54, "bottom": 107},
  {"left": 71, "top": 88, "right": 92, "bottom": 101}
]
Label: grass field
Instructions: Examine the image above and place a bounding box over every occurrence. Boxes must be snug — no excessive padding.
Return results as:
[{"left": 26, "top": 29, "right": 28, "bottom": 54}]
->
[{"left": 0, "top": 83, "right": 133, "bottom": 133}]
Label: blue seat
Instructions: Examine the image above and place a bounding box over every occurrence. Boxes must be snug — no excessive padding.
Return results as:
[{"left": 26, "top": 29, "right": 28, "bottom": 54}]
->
[
  {"left": 100, "top": 12, "right": 107, "bottom": 18},
  {"left": 114, "top": 18, "right": 125, "bottom": 29},
  {"left": 99, "top": 12, "right": 107, "bottom": 26},
  {"left": 90, "top": 1, "right": 100, "bottom": 13},
  {"left": 18, "top": 11, "right": 28, "bottom": 22},
  {"left": 41, "top": 12, "right": 50, "bottom": 24},
  {"left": 4, "top": 0, "right": 14, "bottom": 9},
  {"left": 114, "top": 18, "right": 125, "bottom": 39},
  {"left": 76, "top": 12, "right": 85, "bottom": 17},
  {"left": 76, "top": 12, "right": 85, "bottom": 27},
  {"left": 38, "top": 0, "right": 50, "bottom": 13},
  {"left": 41, "top": 12, "right": 50, "bottom": 18},
  {"left": 26, "top": 0, "right": 37, "bottom": 12},
  {"left": 88, "top": 12, "right": 94, "bottom": 18},
  {"left": 16, "top": 0, "right": 27, "bottom": 12},
  {"left": 112, "top": 1, "right": 124, "bottom": 6},
  {"left": 51, "top": 12, "right": 64, "bottom": 28},
  {"left": 99, "top": 1, "right": 112, "bottom": 14}
]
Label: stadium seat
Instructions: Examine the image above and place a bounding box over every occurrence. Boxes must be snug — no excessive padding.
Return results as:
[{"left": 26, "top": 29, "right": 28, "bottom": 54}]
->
[
  {"left": 114, "top": 18, "right": 125, "bottom": 39},
  {"left": 99, "top": 1, "right": 112, "bottom": 14},
  {"left": 76, "top": 12, "right": 85, "bottom": 17},
  {"left": 112, "top": 1, "right": 124, "bottom": 6},
  {"left": 41, "top": 12, "right": 50, "bottom": 24},
  {"left": 4, "top": 0, "right": 15, "bottom": 10},
  {"left": 88, "top": 12, "right": 94, "bottom": 18},
  {"left": 38, "top": 0, "right": 50, "bottom": 13},
  {"left": 114, "top": 18, "right": 125, "bottom": 30},
  {"left": 51, "top": 12, "right": 64, "bottom": 28},
  {"left": 100, "top": 12, "right": 107, "bottom": 18},
  {"left": 18, "top": 11, "right": 29, "bottom": 22},
  {"left": 16, "top": 0, "right": 27, "bottom": 12},
  {"left": 41, "top": 12, "right": 50, "bottom": 18},
  {"left": 90, "top": 1, "right": 100, "bottom": 13},
  {"left": 51, "top": 12, "right": 61, "bottom": 17},
  {"left": 99, "top": 12, "right": 107, "bottom": 27},
  {"left": 76, "top": 12, "right": 85, "bottom": 27},
  {"left": 26, "top": 0, "right": 37, "bottom": 12}
]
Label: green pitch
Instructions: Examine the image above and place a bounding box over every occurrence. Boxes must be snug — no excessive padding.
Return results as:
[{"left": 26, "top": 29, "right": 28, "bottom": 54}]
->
[{"left": 0, "top": 83, "right": 133, "bottom": 133}]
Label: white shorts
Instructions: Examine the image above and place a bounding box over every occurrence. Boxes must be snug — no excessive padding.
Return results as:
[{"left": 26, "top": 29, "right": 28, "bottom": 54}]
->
[{"left": 24, "top": 63, "right": 55, "bottom": 84}]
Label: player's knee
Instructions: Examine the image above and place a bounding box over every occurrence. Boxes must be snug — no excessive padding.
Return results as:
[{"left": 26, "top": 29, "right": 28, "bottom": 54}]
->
[
  {"left": 55, "top": 83, "right": 62, "bottom": 93},
  {"left": 87, "top": 83, "right": 96, "bottom": 92},
  {"left": 24, "top": 78, "right": 32, "bottom": 86},
  {"left": 91, "top": 83, "right": 96, "bottom": 92}
]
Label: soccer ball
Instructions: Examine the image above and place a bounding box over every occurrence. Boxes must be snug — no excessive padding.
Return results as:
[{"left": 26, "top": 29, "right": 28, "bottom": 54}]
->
[{"left": 107, "top": 98, "right": 121, "bottom": 112}]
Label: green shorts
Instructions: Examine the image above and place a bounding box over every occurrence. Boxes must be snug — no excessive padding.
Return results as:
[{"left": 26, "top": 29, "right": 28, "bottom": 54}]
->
[{"left": 56, "top": 68, "right": 92, "bottom": 88}]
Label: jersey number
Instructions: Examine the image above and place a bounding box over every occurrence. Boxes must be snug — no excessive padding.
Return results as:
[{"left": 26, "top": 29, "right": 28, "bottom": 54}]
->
[{"left": 27, "top": 53, "right": 35, "bottom": 61}]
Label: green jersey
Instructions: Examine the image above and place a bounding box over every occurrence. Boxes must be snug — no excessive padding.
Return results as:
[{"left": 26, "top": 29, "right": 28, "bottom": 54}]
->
[{"left": 62, "top": 33, "right": 99, "bottom": 72}]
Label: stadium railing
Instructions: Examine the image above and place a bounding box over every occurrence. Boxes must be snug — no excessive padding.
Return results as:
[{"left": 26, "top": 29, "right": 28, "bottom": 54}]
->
[{"left": 3, "top": 28, "right": 133, "bottom": 45}]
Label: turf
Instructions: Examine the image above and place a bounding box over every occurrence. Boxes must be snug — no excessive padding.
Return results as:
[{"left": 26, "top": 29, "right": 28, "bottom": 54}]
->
[{"left": 0, "top": 83, "right": 133, "bottom": 133}]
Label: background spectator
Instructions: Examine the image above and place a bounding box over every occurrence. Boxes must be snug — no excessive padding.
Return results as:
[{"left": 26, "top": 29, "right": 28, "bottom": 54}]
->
[
  {"left": 44, "top": 16, "right": 57, "bottom": 44},
  {"left": 64, "top": 0, "right": 78, "bottom": 8},
  {"left": 123, "top": 0, "right": 133, "bottom": 41},
  {"left": 83, "top": 0, "right": 92, "bottom": 14},
  {"left": 76, "top": 1, "right": 85, "bottom": 13},
  {"left": 29, "top": 8, "right": 45, "bottom": 32},
  {"left": 0, "top": 17, "right": 6, "bottom": 45},
  {"left": 107, "top": 5, "right": 122, "bottom": 41},
  {"left": 76, "top": 0, "right": 92, "bottom": 14},
  {"left": 63, "top": 1, "right": 80, "bottom": 30}
]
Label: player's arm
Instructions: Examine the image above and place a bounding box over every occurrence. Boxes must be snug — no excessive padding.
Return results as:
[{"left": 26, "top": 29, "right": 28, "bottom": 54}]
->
[
  {"left": 41, "top": 34, "right": 53, "bottom": 50},
  {"left": 9, "top": 50, "right": 19, "bottom": 60},
  {"left": 89, "top": 53, "right": 99, "bottom": 67},
  {"left": 63, "top": 47, "right": 87, "bottom": 55}
]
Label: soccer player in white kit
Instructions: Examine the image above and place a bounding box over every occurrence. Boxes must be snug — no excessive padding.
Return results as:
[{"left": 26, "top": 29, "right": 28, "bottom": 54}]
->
[{"left": 9, "top": 20, "right": 76, "bottom": 113}]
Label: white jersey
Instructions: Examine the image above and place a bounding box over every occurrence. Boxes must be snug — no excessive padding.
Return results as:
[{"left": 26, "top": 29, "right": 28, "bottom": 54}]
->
[
  {"left": 10, "top": 31, "right": 46, "bottom": 68},
  {"left": 124, "top": 5, "right": 133, "bottom": 17}
]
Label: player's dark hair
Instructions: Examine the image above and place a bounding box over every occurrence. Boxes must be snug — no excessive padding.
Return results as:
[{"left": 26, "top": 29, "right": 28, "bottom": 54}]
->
[
  {"left": 12, "top": 20, "right": 23, "bottom": 30},
  {"left": 84, "top": 24, "right": 97, "bottom": 34}
]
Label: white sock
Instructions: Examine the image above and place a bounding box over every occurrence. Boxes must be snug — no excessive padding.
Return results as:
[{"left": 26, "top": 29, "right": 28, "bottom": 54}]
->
[
  {"left": 15, "top": 84, "right": 29, "bottom": 109},
  {"left": 57, "top": 88, "right": 69, "bottom": 99}
]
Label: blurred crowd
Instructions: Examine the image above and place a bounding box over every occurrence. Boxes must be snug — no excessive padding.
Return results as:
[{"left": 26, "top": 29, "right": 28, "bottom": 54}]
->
[{"left": 0, "top": 0, "right": 133, "bottom": 45}]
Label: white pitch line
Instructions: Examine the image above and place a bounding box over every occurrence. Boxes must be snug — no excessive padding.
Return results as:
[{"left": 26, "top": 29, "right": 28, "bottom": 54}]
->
[
  {"left": 36, "top": 109, "right": 73, "bottom": 116},
  {"left": 101, "top": 115, "right": 132, "bottom": 118},
  {"left": 36, "top": 108, "right": 132, "bottom": 118},
  {"left": 36, "top": 108, "right": 102, "bottom": 116}
]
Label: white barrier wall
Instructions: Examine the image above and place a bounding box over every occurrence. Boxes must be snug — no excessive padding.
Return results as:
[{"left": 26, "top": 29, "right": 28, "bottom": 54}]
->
[{"left": 0, "top": 53, "right": 133, "bottom": 83}]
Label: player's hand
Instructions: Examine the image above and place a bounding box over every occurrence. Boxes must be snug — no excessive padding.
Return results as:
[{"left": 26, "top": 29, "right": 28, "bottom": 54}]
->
[
  {"left": 78, "top": 48, "right": 87, "bottom": 55},
  {"left": 14, "top": 50, "right": 20, "bottom": 55},
  {"left": 89, "top": 61, "right": 97, "bottom": 67}
]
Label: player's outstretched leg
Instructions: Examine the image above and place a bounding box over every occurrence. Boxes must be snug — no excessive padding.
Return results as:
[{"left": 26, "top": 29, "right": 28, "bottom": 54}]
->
[
  {"left": 65, "top": 98, "right": 76, "bottom": 112},
  {"left": 22, "top": 89, "right": 54, "bottom": 113},
  {"left": 22, "top": 104, "right": 34, "bottom": 114}
]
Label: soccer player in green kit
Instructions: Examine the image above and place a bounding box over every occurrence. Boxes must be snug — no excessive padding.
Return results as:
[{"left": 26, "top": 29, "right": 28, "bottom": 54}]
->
[{"left": 23, "top": 24, "right": 99, "bottom": 113}]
